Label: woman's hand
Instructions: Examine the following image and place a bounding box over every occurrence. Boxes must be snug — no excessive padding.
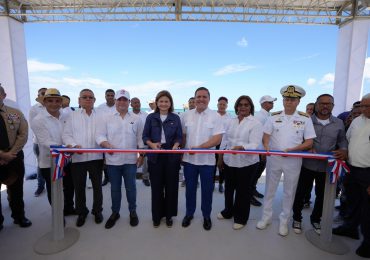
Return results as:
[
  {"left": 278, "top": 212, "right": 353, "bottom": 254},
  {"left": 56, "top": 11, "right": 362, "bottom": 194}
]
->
[{"left": 149, "top": 142, "right": 161, "bottom": 150}]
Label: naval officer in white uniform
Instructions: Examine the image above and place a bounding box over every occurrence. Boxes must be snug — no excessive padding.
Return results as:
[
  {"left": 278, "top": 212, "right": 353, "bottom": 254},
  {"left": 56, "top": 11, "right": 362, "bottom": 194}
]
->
[{"left": 256, "top": 85, "right": 316, "bottom": 236}]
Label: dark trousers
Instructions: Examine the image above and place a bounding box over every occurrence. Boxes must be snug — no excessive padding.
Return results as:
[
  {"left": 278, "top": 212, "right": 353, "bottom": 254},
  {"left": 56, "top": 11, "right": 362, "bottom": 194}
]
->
[
  {"left": 221, "top": 163, "right": 257, "bottom": 225},
  {"left": 251, "top": 156, "right": 266, "bottom": 193},
  {"left": 33, "top": 143, "right": 45, "bottom": 189},
  {"left": 148, "top": 154, "right": 180, "bottom": 222},
  {"left": 213, "top": 145, "right": 224, "bottom": 184},
  {"left": 292, "top": 166, "right": 326, "bottom": 223},
  {"left": 71, "top": 160, "right": 103, "bottom": 216},
  {"left": 0, "top": 153, "right": 26, "bottom": 223},
  {"left": 363, "top": 193, "right": 370, "bottom": 246},
  {"left": 341, "top": 165, "right": 370, "bottom": 232},
  {"left": 62, "top": 162, "right": 75, "bottom": 211},
  {"left": 40, "top": 163, "right": 75, "bottom": 210}
]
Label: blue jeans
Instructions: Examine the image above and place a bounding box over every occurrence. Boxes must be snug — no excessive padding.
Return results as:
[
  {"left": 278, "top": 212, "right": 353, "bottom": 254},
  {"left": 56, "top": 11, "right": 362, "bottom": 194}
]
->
[
  {"left": 183, "top": 162, "right": 214, "bottom": 218},
  {"left": 107, "top": 164, "right": 137, "bottom": 214}
]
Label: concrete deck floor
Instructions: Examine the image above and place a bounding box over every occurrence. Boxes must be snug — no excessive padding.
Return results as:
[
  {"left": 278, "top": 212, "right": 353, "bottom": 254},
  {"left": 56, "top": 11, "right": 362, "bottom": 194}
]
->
[{"left": 0, "top": 177, "right": 362, "bottom": 260}]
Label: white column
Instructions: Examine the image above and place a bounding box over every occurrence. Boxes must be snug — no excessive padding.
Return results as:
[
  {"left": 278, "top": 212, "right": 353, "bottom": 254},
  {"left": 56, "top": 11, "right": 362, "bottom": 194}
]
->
[
  {"left": 0, "top": 16, "right": 36, "bottom": 174},
  {"left": 333, "top": 19, "right": 370, "bottom": 116}
]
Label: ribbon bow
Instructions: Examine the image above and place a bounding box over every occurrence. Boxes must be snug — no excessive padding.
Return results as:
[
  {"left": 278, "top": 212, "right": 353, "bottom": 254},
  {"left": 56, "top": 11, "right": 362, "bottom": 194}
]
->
[
  {"left": 52, "top": 150, "right": 71, "bottom": 182},
  {"left": 327, "top": 158, "right": 350, "bottom": 184}
]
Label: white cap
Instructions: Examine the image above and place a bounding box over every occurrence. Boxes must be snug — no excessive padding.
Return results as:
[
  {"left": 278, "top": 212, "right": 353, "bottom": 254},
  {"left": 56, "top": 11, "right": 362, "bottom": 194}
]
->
[
  {"left": 148, "top": 99, "right": 155, "bottom": 104},
  {"left": 259, "top": 95, "right": 277, "bottom": 104},
  {"left": 115, "top": 89, "right": 130, "bottom": 100},
  {"left": 280, "top": 85, "right": 306, "bottom": 98}
]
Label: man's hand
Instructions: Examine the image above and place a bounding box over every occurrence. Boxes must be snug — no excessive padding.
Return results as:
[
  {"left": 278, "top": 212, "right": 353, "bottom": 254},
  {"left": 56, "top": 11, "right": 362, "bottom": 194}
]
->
[
  {"left": 230, "top": 146, "right": 244, "bottom": 155},
  {"left": 137, "top": 155, "right": 144, "bottom": 168},
  {"left": 332, "top": 149, "right": 347, "bottom": 161},
  {"left": 100, "top": 141, "right": 114, "bottom": 155},
  {"left": 217, "top": 157, "right": 224, "bottom": 171},
  {"left": 74, "top": 145, "right": 83, "bottom": 154},
  {"left": 0, "top": 151, "right": 17, "bottom": 163},
  {"left": 188, "top": 146, "right": 198, "bottom": 155}
]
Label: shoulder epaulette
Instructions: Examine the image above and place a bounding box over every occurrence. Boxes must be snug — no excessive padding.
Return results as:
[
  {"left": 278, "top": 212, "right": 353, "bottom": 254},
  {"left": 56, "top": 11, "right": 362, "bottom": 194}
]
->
[
  {"left": 271, "top": 111, "right": 282, "bottom": 116},
  {"left": 298, "top": 111, "right": 309, "bottom": 118}
]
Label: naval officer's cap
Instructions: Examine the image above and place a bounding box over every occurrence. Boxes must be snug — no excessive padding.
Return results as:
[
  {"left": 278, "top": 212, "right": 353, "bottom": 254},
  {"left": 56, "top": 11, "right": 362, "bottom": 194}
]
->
[{"left": 280, "top": 85, "right": 306, "bottom": 99}]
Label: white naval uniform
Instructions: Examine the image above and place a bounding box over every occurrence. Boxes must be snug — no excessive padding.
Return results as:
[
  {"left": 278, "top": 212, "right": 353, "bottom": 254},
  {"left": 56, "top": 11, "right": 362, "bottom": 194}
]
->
[{"left": 261, "top": 110, "right": 316, "bottom": 224}]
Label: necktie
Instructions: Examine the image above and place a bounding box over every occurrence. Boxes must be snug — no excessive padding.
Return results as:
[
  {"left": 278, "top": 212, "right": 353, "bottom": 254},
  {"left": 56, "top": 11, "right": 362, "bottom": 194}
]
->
[{"left": 0, "top": 112, "right": 10, "bottom": 150}]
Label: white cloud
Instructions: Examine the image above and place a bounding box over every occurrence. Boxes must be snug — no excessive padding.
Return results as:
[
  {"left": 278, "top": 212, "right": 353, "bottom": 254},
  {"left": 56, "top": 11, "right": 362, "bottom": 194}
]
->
[
  {"left": 307, "top": 78, "right": 316, "bottom": 86},
  {"left": 319, "top": 73, "right": 335, "bottom": 85},
  {"left": 28, "top": 59, "right": 70, "bottom": 73},
  {"left": 237, "top": 37, "right": 248, "bottom": 47},
  {"left": 29, "top": 76, "right": 116, "bottom": 90},
  {"left": 213, "top": 64, "right": 255, "bottom": 76}
]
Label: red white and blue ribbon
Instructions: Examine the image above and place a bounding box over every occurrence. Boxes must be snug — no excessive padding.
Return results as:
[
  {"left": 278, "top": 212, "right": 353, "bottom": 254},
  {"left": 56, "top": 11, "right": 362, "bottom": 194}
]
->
[
  {"left": 51, "top": 149, "right": 71, "bottom": 182},
  {"left": 327, "top": 158, "right": 350, "bottom": 184},
  {"left": 50, "top": 147, "right": 349, "bottom": 184}
]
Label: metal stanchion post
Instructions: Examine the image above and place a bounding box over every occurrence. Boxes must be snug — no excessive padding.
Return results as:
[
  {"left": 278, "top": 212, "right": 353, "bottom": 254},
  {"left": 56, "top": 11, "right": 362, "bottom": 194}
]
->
[
  {"left": 34, "top": 152, "right": 79, "bottom": 255},
  {"left": 305, "top": 166, "right": 349, "bottom": 255}
]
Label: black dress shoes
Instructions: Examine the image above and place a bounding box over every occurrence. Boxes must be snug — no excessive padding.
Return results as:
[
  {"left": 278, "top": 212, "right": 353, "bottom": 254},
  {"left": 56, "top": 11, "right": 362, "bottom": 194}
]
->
[
  {"left": 94, "top": 213, "right": 103, "bottom": 224},
  {"left": 254, "top": 190, "right": 264, "bottom": 198},
  {"left": 105, "top": 213, "right": 120, "bottom": 229},
  {"left": 14, "top": 217, "right": 32, "bottom": 228},
  {"left": 332, "top": 226, "right": 359, "bottom": 240},
  {"left": 142, "top": 179, "right": 151, "bottom": 187},
  {"left": 166, "top": 218, "right": 173, "bottom": 227},
  {"left": 64, "top": 208, "right": 77, "bottom": 216},
  {"left": 34, "top": 187, "right": 45, "bottom": 197},
  {"left": 76, "top": 214, "right": 87, "bottom": 227},
  {"left": 218, "top": 184, "right": 224, "bottom": 193},
  {"left": 356, "top": 242, "right": 370, "bottom": 258},
  {"left": 102, "top": 178, "right": 109, "bottom": 186},
  {"left": 153, "top": 220, "right": 160, "bottom": 228},
  {"left": 182, "top": 216, "right": 193, "bottom": 227},
  {"left": 129, "top": 211, "right": 139, "bottom": 227},
  {"left": 250, "top": 197, "right": 262, "bottom": 207},
  {"left": 203, "top": 218, "right": 212, "bottom": 231}
]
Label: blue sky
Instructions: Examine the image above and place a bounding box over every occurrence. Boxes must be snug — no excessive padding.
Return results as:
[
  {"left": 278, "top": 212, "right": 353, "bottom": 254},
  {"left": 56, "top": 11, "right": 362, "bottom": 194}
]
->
[{"left": 24, "top": 22, "right": 370, "bottom": 112}]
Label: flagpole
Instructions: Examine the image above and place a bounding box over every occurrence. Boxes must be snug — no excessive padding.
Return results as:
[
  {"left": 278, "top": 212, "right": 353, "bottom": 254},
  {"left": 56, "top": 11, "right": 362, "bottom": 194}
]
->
[
  {"left": 305, "top": 162, "right": 349, "bottom": 255},
  {"left": 33, "top": 151, "right": 79, "bottom": 255},
  {"left": 51, "top": 155, "right": 64, "bottom": 240}
]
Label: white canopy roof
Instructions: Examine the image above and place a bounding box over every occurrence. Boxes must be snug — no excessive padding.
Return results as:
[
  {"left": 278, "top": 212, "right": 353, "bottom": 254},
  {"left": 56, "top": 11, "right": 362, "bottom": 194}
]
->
[{"left": 1, "top": 0, "right": 369, "bottom": 25}]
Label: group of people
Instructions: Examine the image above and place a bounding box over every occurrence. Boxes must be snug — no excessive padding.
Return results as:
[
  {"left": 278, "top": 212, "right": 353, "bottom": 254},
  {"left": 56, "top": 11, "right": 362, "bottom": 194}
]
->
[{"left": 0, "top": 83, "right": 369, "bottom": 258}]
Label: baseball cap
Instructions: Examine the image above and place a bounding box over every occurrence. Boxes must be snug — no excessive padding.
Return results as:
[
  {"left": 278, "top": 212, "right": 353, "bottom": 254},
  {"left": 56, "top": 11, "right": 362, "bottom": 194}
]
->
[
  {"left": 259, "top": 95, "right": 277, "bottom": 104},
  {"left": 115, "top": 89, "right": 130, "bottom": 100}
]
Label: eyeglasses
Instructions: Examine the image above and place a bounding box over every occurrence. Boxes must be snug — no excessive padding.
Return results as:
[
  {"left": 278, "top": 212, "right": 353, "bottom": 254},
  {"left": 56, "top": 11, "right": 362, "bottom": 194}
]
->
[{"left": 80, "top": 96, "right": 95, "bottom": 100}]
